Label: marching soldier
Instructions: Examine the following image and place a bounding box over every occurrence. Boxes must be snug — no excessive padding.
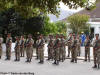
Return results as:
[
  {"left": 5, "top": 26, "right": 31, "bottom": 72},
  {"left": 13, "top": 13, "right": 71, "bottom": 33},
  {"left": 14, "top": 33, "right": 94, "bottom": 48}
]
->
[
  {"left": 26, "top": 34, "right": 34, "bottom": 62},
  {"left": 20, "top": 35, "right": 25, "bottom": 57},
  {"left": 92, "top": 34, "right": 100, "bottom": 68},
  {"left": 71, "top": 34, "right": 77, "bottom": 63},
  {"left": 38, "top": 34, "right": 45, "bottom": 64},
  {"left": 14, "top": 36, "right": 20, "bottom": 61},
  {"left": 0, "top": 35, "right": 3, "bottom": 59},
  {"left": 53, "top": 34, "right": 60, "bottom": 65},
  {"left": 47, "top": 35, "right": 54, "bottom": 60},
  {"left": 84, "top": 35, "right": 91, "bottom": 62},
  {"left": 5, "top": 33, "right": 12, "bottom": 60}
]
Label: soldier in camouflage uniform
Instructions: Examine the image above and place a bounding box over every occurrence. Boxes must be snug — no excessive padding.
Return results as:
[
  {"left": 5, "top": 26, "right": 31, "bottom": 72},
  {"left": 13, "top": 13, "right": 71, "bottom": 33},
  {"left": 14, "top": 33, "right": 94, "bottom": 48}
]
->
[
  {"left": 59, "top": 34, "right": 66, "bottom": 62},
  {"left": 92, "top": 34, "right": 100, "bottom": 68},
  {"left": 20, "top": 35, "right": 25, "bottom": 57},
  {"left": 97, "top": 43, "right": 100, "bottom": 69},
  {"left": 0, "top": 35, "right": 3, "bottom": 59},
  {"left": 14, "top": 36, "right": 20, "bottom": 61},
  {"left": 38, "top": 34, "right": 45, "bottom": 63},
  {"left": 84, "top": 35, "right": 91, "bottom": 62},
  {"left": 67, "top": 33, "right": 72, "bottom": 57},
  {"left": 53, "top": 34, "right": 60, "bottom": 65},
  {"left": 71, "top": 34, "right": 77, "bottom": 63},
  {"left": 26, "top": 34, "right": 34, "bottom": 62},
  {"left": 5, "top": 33, "right": 12, "bottom": 60},
  {"left": 76, "top": 34, "right": 81, "bottom": 56},
  {"left": 36, "top": 36, "right": 40, "bottom": 59},
  {"left": 47, "top": 35, "right": 54, "bottom": 60}
]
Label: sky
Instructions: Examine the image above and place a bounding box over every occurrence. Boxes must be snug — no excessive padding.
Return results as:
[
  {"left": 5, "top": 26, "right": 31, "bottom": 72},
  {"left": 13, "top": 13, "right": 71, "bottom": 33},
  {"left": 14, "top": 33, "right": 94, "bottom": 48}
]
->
[{"left": 49, "top": 0, "right": 96, "bottom": 22}]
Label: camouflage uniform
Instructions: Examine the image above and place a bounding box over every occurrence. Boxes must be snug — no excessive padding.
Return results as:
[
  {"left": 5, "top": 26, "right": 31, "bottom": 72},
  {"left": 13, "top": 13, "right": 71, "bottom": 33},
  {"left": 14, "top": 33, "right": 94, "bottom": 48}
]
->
[
  {"left": 59, "top": 37, "right": 66, "bottom": 62},
  {"left": 47, "top": 38, "right": 54, "bottom": 60},
  {"left": 6, "top": 37, "right": 12, "bottom": 60},
  {"left": 71, "top": 36, "right": 77, "bottom": 63},
  {"left": 93, "top": 38, "right": 100, "bottom": 68},
  {"left": 20, "top": 37, "right": 25, "bottom": 57},
  {"left": 97, "top": 48, "right": 100, "bottom": 68},
  {"left": 38, "top": 37, "right": 45, "bottom": 63},
  {"left": 26, "top": 37, "right": 34, "bottom": 62},
  {"left": 84, "top": 38, "right": 91, "bottom": 62},
  {"left": 14, "top": 38, "right": 20, "bottom": 61},
  {"left": 0, "top": 37, "right": 3, "bottom": 59},
  {"left": 53, "top": 37, "right": 60, "bottom": 65}
]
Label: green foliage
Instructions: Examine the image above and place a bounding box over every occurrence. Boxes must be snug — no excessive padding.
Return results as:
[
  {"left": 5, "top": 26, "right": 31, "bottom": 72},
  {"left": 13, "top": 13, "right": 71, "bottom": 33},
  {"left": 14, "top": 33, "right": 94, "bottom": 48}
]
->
[
  {"left": 67, "top": 14, "right": 90, "bottom": 34},
  {"left": 55, "top": 21, "right": 67, "bottom": 35},
  {"left": 0, "top": 0, "right": 91, "bottom": 18}
]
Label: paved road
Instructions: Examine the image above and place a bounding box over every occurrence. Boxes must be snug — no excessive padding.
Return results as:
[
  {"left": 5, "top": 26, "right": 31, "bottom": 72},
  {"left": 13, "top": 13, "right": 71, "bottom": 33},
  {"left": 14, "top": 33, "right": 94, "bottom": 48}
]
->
[{"left": 0, "top": 55, "right": 100, "bottom": 75}]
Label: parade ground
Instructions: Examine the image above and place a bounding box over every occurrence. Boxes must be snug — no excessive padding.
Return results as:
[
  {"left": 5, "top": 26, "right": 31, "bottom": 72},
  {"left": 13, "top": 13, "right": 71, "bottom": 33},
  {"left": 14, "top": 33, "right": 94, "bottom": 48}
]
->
[
  {"left": 0, "top": 55, "right": 100, "bottom": 75},
  {"left": 0, "top": 44, "right": 99, "bottom": 75}
]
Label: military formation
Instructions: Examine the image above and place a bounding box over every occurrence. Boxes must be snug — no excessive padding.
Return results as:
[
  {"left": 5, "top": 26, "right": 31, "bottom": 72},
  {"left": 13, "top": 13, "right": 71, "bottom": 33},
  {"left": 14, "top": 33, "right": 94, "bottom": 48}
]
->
[{"left": 0, "top": 33, "right": 100, "bottom": 69}]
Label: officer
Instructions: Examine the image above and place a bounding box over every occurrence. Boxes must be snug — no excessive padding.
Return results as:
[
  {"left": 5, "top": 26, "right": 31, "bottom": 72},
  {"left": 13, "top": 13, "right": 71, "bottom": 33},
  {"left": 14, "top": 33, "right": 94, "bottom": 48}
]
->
[
  {"left": 26, "top": 34, "right": 34, "bottom": 62},
  {"left": 84, "top": 35, "right": 91, "bottom": 62},
  {"left": 14, "top": 36, "right": 20, "bottom": 61},
  {"left": 38, "top": 34, "right": 45, "bottom": 64},
  {"left": 47, "top": 35, "right": 54, "bottom": 60},
  {"left": 5, "top": 33, "right": 12, "bottom": 60}
]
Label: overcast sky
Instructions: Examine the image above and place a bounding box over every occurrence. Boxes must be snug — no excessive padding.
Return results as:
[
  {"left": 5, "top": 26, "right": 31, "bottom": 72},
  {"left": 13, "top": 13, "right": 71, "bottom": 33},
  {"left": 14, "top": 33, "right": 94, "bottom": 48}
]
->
[{"left": 49, "top": 0, "right": 96, "bottom": 22}]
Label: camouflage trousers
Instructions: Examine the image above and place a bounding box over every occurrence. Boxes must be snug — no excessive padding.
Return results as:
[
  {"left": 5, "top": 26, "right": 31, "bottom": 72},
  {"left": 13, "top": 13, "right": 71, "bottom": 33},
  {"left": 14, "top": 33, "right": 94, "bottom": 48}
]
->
[
  {"left": 20, "top": 47, "right": 25, "bottom": 57},
  {"left": 93, "top": 48, "right": 98, "bottom": 65},
  {"left": 36, "top": 47, "right": 38, "bottom": 59},
  {"left": 26, "top": 46, "right": 33, "bottom": 60},
  {"left": 97, "top": 49, "right": 100, "bottom": 64},
  {"left": 77, "top": 45, "right": 81, "bottom": 56},
  {"left": 15, "top": 48, "right": 20, "bottom": 60},
  {"left": 38, "top": 47, "right": 44, "bottom": 61},
  {"left": 6, "top": 47, "right": 11, "bottom": 59},
  {"left": 68, "top": 45, "right": 71, "bottom": 57},
  {"left": 0, "top": 46, "right": 2, "bottom": 57},
  {"left": 85, "top": 47, "right": 90, "bottom": 61},
  {"left": 48, "top": 48, "right": 54, "bottom": 60},
  {"left": 59, "top": 47, "right": 66, "bottom": 61},
  {"left": 54, "top": 48, "right": 60, "bottom": 61},
  {"left": 71, "top": 47, "right": 77, "bottom": 62}
]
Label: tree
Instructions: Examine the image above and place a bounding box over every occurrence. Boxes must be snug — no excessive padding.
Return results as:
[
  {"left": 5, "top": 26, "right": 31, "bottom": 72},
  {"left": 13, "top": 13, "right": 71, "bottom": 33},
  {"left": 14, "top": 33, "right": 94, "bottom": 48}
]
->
[
  {"left": 42, "top": 15, "right": 58, "bottom": 36},
  {"left": 0, "top": 0, "right": 94, "bottom": 18},
  {"left": 67, "top": 14, "right": 90, "bottom": 34},
  {"left": 55, "top": 21, "right": 67, "bottom": 35}
]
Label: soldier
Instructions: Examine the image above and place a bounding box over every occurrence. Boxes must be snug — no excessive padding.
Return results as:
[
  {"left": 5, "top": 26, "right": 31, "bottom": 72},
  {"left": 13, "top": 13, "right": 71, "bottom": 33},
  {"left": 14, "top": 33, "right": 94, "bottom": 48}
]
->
[
  {"left": 76, "top": 34, "right": 81, "bottom": 56},
  {"left": 59, "top": 34, "right": 66, "bottom": 62},
  {"left": 92, "top": 34, "right": 100, "bottom": 68},
  {"left": 71, "top": 34, "right": 77, "bottom": 63},
  {"left": 14, "top": 36, "right": 20, "bottom": 61},
  {"left": 67, "top": 33, "right": 73, "bottom": 57},
  {"left": 0, "top": 35, "right": 3, "bottom": 59},
  {"left": 84, "top": 35, "right": 91, "bottom": 62},
  {"left": 36, "top": 36, "right": 40, "bottom": 59},
  {"left": 47, "top": 35, "right": 54, "bottom": 60},
  {"left": 26, "top": 34, "right": 34, "bottom": 62},
  {"left": 97, "top": 45, "right": 100, "bottom": 69},
  {"left": 38, "top": 34, "right": 45, "bottom": 64},
  {"left": 5, "top": 33, "right": 12, "bottom": 60},
  {"left": 20, "top": 35, "right": 25, "bottom": 57},
  {"left": 53, "top": 34, "right": 60, "bottom": 65}
]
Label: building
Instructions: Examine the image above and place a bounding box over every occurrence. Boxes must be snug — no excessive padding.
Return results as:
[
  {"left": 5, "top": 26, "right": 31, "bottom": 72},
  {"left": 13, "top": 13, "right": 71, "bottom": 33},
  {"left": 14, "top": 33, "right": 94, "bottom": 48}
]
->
[{"left": 62, "top": 2, "right": 100, "bottom": 37}]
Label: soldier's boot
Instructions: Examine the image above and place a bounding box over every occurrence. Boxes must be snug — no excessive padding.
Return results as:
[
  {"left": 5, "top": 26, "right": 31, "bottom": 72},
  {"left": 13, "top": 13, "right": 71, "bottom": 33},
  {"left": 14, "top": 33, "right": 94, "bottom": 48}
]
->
[
  {"left": 71, "top": 59, "right": 74, "bottom": 62},
  {"left": 0, "top": 56, "right": 1, "bottom": 59},
  {"left": 14, "top": 57, "right": 17, "bottom": 61},
  {"left": 75, "top": 59, "right": 77, "bottom": 63},
  {"left": 56, "top": 60, "right": 59, "bottom": 65},
  {"left": 53, "top": 60, "right": 57, "bottom": 64},
  {"left": 26, "top": 58, "right": 29, "bottom": 62},
  {"left": 84, "top": 59, "right": 87, "bottom": 62},
  {"left": 39, "top": 60, "right": 44, "bottom": 64},
  {"left": 92, "top": 65, "right": 97, "bottom": 68}
]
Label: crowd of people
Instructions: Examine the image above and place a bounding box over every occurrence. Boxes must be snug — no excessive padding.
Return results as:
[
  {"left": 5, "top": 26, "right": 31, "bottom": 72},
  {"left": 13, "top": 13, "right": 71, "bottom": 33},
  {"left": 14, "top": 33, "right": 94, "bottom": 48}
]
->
[{"left": 0, "top": 33, "right": 100, "bottom": 69}]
